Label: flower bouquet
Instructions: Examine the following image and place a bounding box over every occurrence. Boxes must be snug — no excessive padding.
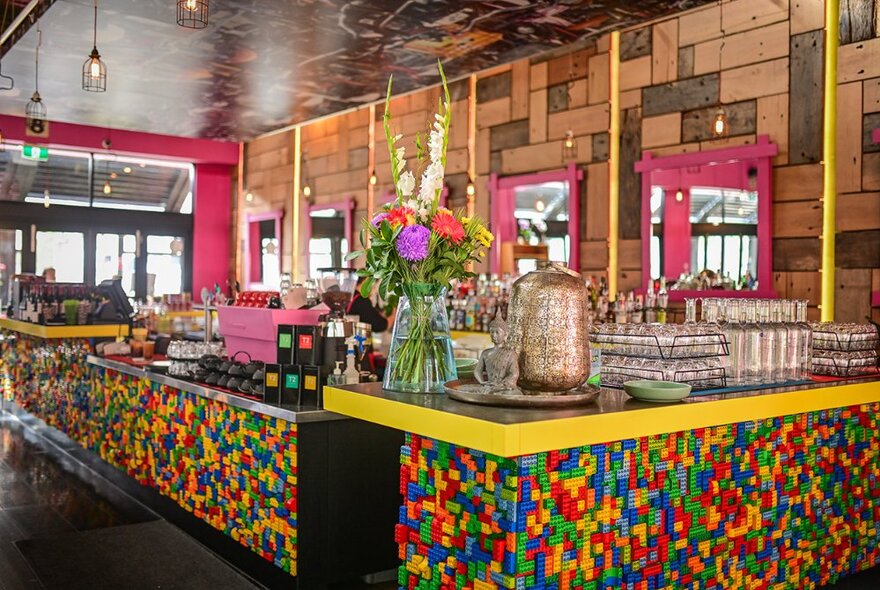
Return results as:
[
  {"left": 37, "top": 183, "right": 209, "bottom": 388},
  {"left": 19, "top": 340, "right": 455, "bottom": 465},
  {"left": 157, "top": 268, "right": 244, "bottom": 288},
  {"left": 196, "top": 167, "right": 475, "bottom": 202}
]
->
[{"left": 347, "top": 63, "right": 494, "bottom": 393}]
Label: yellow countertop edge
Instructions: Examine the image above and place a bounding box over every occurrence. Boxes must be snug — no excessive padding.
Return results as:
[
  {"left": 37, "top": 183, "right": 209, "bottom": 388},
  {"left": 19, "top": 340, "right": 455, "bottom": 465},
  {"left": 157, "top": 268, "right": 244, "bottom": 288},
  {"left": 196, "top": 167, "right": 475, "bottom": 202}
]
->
[
  {"left": 324, "top": 381, "right": 880, "bottom": 458},
  {"left": 0, "top": 317, "right": 129, "bottom": 339}
]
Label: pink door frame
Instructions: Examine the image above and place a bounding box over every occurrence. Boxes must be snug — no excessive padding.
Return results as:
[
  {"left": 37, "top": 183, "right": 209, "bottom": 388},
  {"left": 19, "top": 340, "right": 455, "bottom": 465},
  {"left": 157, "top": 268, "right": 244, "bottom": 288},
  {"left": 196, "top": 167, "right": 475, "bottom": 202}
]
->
[
  {"left": 634, "top": 135, "right": 778, "bottom": 299},
  {"left": 487, "top": 162, "right": 583, "bottom": 274},
  {"left": 873, "top": 129, "right": 880, "bottom": 307},
  {"left": 303, "top": 198, "right": 356, "bottom": 271},
  {"left": 243, "top": 210, "right": 284, "bottom": 288}
]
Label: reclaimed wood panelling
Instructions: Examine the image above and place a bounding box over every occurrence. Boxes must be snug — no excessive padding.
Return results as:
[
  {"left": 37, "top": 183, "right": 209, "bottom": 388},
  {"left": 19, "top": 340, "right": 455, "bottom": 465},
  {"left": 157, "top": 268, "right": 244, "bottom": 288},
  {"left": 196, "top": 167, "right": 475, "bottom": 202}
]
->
[
  {"left": 529, "top": 90, "right": 548, "bottom": 144},
  {"left": 586, "top": 162, "right": 609, "bottom": 240},
  {"left": 721, "top": 58, "right": 789, "bottom": 102},
  {"left": 679, "top": 5, "right": 721, "bottom": 45},
  {"left": 530, "top": 61, "right": 548, "bottom": 91},
  {"left": 643, "top": 74, "right": 719, "bottom": 116},
  {"left": 773, "top": 237, "right": 821, "bottom": 270},
  {"left": 693, "top": 39, "right": 723, "bottom": 75},
  {"left": 652, "top": 20, "right": 679, "bottom": 85},
  {"left": 865, "top": 78, "right": 880, "bottom": 113},
  {"left": 837, "top": 230, "right": 880, "bottom": 267},
  {"left": 476, "top": 128, "right": 490, "bottom": 176},
  {"left": 864, "top": 152, "right": 880, "bottom": 189},
  {"left": 865, "top": 112, "right": 880, "bottom": 152},
  {"left": 620, "top": 239, "right": 643, "bottom": 270},
  {"left": 580, "top": 241, "right": 609, "bottom": 269},
  {"left": 773, "top": 200, "right": 822, "bottom": 237},
  {"left": 620, "top": 56, "right": 653, "bottom": 91},
  {"left": 838, "top": 192, "right": 880, "bottom": 231},
  {"left": 490, "top": 120, "right": 530, "bottom": 151},
  {"left": 449, "top": 100, "right": 469, "bottom": 150},
  {"left": 648, "top": 142, "right": 702, "bottom": 156},
  {"left": 757, "top": 94, "right": 790, "bottom": 164},
  {"left": 500, "top": 141, "right": 564, "bottom": 174},
  {"left": 681, "top": 100, "right": 756, "bottom": 143},
  {"left": 621, "top": 89, "right": 642, "bottom": 109},
  {"left": 511, "top": 61, "right": 530, "bottom": 120},
  {"left": 835, "top": 268, "right": 872, "bottom": 323},
  {"left": 840, "top": 0, "right": 878, "bottom": 44},
  {"left": 678, "top": 46, "right": 695, "bottom": 79},
  {"left": 620, "top": 108, "right": 643, "bottom": 240},
  {"left": 722, "top": 0, "right": 790, "bottom": 33},
  {"left": 477, "top": 72, "right": 511, "bottom": 104},
  {"left": 570, "top": 78, "right": 588, "bottom": 108},
  {"left": 837, "top": 81, "right": 864, "bottom": 193},
  {"left": 621, "top": 27, "right": 652, "bottom": 60},
  {"left": 476, "top": 97, "right": 512, "bottom": 129},
  {"left": 790, "top": 0, "right": 825, "bottom": 34},
  {"left": 548, "top": 84, "right": 569, "bottom": 113},
  {"left": 789, "top": 30, "right": 824, "bottom": 164},
  {"left": 838, "top": 37, "right": 880, "bottom": 83},
  {"left": 773, "top": 270, "right": 821, "bottom": 301},
  {"left": 642, "top": 112, "right": 681, "bottom": 148},
  {"left": 699, "top": 134, "right": 757, "bottom": 150},
  {"left": 721, "top": 21, "right": 790, "bottom": 70},
  {"left": 589, "top": 54, "right": 611, "bottom": 105},
  {"left": 592, "top": 132, "right": 610, "bottom": 163},
  {"left": 547, "top": 104, "right": 609, "bottom": 139}
]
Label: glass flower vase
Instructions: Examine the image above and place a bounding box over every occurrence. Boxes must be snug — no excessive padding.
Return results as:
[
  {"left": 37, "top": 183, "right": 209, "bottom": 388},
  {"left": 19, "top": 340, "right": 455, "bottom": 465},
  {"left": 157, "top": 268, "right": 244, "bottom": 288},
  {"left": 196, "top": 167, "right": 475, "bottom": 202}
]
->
[{"left": 383, "top": 283, "right": 456, "bottom": 394}]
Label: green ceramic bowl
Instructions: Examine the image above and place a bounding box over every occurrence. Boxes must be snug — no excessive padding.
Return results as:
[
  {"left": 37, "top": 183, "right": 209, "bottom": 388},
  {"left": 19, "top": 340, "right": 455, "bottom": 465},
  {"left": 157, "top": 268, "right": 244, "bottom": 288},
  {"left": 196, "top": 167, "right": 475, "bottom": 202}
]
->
[
  {"left": 455, "top": 358, "right": 478, "bottom": 380},
  {"left": 623, "top": 380, "right": 691, "bottom": 403}
]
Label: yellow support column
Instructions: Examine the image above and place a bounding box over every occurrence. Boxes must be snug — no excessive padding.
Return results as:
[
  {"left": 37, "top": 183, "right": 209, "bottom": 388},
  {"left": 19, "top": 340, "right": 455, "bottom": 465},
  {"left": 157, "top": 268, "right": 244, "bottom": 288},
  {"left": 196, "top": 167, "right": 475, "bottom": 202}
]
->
[
  {"left": 608, "top": 31, "right": 621, "bottom": 300},
  {"left": 821, "top": 0, "right": 838, "bottom": 321},
  {"left": 293, "top": 126, "right": 302, "bottom": 281}
]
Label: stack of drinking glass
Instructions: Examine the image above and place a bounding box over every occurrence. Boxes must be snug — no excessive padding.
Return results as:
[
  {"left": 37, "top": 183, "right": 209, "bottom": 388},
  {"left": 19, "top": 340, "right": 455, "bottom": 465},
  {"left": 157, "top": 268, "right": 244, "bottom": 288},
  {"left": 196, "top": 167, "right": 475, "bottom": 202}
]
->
[
  {"left": 707, "top": 298, "right": 813, "bottom": 387},
  {"left": 809, "top": 323, "right": 878, "bottom": 377},
  {"left": 590, "top": 313, "right": 729, "bottom": 389}
]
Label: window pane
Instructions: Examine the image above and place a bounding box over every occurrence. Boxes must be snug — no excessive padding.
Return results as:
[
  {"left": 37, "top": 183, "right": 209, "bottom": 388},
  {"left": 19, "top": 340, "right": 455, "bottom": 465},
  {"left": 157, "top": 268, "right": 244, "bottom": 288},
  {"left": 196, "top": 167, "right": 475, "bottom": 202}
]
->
[
  {"left": 723, "top": 235, "right": 741, "bottom": 281},
  {"left": 92, "top": 156, "right": 192, "bottom": 213},
  {"left": 651, "top": 236, "right": 661, "bottom": 280},
  {"left": 0, "top": 148, "right": 91, "bottom": 206},
  {"left": 96, "top": 233, "right": 136, "bottom": 297},
  {"left": 123, "top": 235, "right": 136, "bottom": 253},
  {"left": 705, "top": 235, "right": 722, "bottom": 274},
  {"left": 36, "top": 231, "right": 85, "bottom": 283},
  {"left": 0, "top": 229, "right": 16, "bottom": 308},
  {"left": 147, "top": 255, "right": 183, "bottom": 297}
]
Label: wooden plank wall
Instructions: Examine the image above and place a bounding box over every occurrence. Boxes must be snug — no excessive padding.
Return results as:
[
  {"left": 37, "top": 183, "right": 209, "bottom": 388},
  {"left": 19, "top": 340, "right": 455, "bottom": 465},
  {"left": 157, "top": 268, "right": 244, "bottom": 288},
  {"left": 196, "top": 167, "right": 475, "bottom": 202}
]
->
[{"left": 239, "top": 0, "right": 880, "bottom": 321}]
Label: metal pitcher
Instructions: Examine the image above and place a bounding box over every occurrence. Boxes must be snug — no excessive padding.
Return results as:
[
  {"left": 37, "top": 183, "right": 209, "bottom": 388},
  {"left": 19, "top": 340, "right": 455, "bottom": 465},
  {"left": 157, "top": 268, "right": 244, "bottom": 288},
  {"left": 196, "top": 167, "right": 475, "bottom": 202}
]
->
[{"left": 507, "top": 263, "right": 590, "bottom": 393}]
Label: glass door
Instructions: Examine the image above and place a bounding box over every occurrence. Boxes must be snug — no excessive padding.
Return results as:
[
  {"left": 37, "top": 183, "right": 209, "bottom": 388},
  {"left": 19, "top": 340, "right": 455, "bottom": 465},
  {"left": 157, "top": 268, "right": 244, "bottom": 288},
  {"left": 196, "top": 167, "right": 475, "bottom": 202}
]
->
[
  {"left": 145, "top": 235, "right": 184, "bottom": 297},
  {"left": 35, "top": 231, "right": 85, "bottom": 283},
  {"left": 95, "top": 233, "right": 137, "bottom": 297}
]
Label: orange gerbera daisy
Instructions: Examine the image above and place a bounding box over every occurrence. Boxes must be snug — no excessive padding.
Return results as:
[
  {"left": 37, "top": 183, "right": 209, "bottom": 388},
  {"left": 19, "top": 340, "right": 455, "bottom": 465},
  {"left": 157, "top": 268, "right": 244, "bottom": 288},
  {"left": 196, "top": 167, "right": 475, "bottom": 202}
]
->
[
  {"left": 386, "top": 206, "right": 416, "bottom": 228},
  {"left": 431, "top": 212, "right": 465, "bottom": 244}
]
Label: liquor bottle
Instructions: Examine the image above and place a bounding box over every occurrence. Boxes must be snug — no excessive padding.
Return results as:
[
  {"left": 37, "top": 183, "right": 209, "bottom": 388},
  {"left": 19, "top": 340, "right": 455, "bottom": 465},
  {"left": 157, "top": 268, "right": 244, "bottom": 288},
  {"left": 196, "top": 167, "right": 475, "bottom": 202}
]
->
[{"left": 656, "top": 278, "right": 668, "bottom": 324}]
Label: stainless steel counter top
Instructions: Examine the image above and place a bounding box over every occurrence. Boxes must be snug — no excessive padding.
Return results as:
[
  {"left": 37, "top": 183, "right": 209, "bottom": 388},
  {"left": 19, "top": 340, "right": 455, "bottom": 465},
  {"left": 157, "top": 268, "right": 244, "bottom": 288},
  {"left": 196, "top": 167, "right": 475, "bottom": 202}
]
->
[{"left": 87, "top": 355, "right": 347, "bottom": 424}]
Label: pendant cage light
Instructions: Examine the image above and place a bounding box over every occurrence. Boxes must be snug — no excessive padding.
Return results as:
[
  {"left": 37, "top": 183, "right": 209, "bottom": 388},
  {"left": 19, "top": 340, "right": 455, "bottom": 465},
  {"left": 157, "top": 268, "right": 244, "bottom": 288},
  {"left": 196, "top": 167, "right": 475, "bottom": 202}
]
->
[
  {"left": 177, "top": 0, "right": 209, "bottom": 29},
  {"left": 26, "top": 25, "right": 46, "bottom": 134},
  {"left": 710, "top": 0, "right": 728, "bottom": 138},
  {"left": 82, "top": 1, "right": 106, "bottom": 92}
]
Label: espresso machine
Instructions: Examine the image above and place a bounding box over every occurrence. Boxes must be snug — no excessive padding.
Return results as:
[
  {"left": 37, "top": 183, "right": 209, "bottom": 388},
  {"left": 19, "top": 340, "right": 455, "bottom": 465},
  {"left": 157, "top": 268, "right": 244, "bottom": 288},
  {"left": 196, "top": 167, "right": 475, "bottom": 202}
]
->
[{"left": 316, "top": 268, "right": 358, "bottom": 373}]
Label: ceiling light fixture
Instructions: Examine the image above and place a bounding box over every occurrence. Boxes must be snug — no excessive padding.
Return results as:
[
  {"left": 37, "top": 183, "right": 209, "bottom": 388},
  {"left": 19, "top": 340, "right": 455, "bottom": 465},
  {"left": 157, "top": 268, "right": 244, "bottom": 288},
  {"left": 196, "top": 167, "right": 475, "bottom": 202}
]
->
[
  {"left": 123, "top": 166, "right": 132, "bottom": 174},
  {"left": 44, "top": 188, "right": 50, "bottom": 208},
  {"left": 26, "top": 23, "right": 46, "bottom": 135},
  {"left": 675, "top": 189, "right": 684, "bottom": 202},
  {"left": 82, "top": 0, "right": 106, "bottom": 92},
  {"left": 466, "top": 180, "right": 475, "bottom": 197},
  {"left": 110, "top": 171, "right": 118, "bottom": 179},
  {"left": 177, "top": 0, "right": 209, "bottom": 29},
  {"left": 535, "top": 199, "right": 545, "bottom": 212},
  {"left": 562, "top": 129, "right": 577, "bottom": 160},
  {"left": 711, "top": 0, "right": 728, "bottom": 138},
  {"left": 369, "top": 171, "right": 378, "bottom": 186},
  {"left": 103, "top": 180, "right": 112, "bottom": 195},
  {"left": 245, "top": 191, "right": 253, "bottom": 202},
  {"left": 302, "top": 184, "right": 312, "bottom": 198}
]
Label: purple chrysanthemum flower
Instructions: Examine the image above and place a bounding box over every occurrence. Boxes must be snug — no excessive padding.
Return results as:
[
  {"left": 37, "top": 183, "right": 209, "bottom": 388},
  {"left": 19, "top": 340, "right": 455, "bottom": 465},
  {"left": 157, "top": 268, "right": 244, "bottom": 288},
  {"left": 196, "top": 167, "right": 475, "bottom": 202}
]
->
[
  {"left": 371, "top": 212, "right": 389, "bottom": 228},
  {"left": 396, "top": 224, "right": 430, "bottom": 261}
]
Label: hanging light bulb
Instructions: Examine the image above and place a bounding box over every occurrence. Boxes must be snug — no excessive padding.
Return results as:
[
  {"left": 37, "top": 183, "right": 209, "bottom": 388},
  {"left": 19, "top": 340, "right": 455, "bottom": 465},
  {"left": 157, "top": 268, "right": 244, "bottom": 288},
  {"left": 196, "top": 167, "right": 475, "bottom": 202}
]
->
[
  {"left": 302, "top": 184, "right": 312, "bottom": 198},
  {"left": 110, "top": 171, "right": 118, "bottom": 179},
  {"left": 712, "top": 107, "right": 728, "bottom": 138},
  {"left": 562, "top": 129, "right": 577, "bottom": 160},
  {"left": 535, "top": 199, "right": 545, "bottom": 212},
  {"left": 369, "top": 171, "right": 378, "bottom": 186},
  {"left": 123, "top": 166, "right": 132, "bottom": 174},
  {"left": 103, "top": 180, "right": 112, "bottom": 195},
  {"left": 43, "top": 189, "right": 50, "bottom": 208},
  {"left": 177, "top": 0, "right": 209, "bottom": 29},
  {"left": 82, "top": 1, "right": 107, "bottom": 92},
  {"left": 675, "top": 189, "right": 684, "bottom": 202},
  {"left": 245, "top": 191, "right": 253, "bottom": 202},
  {"left": 466, "top": 180, "right": 475, "bottom": 197}
]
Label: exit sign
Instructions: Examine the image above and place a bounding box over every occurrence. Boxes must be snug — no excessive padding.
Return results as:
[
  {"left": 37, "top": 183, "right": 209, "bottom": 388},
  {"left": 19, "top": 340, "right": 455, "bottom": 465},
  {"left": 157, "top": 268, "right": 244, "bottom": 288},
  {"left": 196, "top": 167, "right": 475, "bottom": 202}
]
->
[{"left": 21, "top": 145, "right": 49, "bottom": 162}]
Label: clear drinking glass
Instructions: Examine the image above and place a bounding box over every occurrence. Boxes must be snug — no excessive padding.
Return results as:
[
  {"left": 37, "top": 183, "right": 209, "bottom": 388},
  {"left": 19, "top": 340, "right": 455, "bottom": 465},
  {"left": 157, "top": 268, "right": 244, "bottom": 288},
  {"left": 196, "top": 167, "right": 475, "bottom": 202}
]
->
[
  {"left": 684, "top": 298, "right": 697, "bottom": 324},
  {"left": 769, "top": 300, "right": 791, "bottom": 383},
  {"left": 756, "top": 300, "right": 778, "bottom": 383}
]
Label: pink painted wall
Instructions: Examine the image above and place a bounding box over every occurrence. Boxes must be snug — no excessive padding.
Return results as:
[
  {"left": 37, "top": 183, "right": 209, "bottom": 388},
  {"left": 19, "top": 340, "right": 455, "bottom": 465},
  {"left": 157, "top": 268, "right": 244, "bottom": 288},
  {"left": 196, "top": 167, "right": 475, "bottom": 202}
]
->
[
  {"left": 193, "top": 164, "right": 234, "bottom": 294},
  {"left": 662, "top": 188, "right": 692, "bottom": 278},
  {"left": 0, "top": 114, "right": 239, "bottom": 164}
]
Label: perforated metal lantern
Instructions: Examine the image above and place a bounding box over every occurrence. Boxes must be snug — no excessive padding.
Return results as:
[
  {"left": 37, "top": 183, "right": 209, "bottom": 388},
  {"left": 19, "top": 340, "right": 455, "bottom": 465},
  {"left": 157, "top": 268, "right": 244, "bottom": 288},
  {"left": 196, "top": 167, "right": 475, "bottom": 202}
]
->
[{"left": 177, "top": 0, "right": 209, "bottom": 29}]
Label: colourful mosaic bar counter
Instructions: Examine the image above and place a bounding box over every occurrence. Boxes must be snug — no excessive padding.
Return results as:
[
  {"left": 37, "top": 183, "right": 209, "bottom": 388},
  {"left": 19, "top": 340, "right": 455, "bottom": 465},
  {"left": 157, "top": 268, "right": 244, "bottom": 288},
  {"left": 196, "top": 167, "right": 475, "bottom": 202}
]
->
[
  {"left": 324, "top": 379, "right": 880, "bottom": 589},
  {"left": 0, "top": 328, "right": 403, "bottom": 588}
]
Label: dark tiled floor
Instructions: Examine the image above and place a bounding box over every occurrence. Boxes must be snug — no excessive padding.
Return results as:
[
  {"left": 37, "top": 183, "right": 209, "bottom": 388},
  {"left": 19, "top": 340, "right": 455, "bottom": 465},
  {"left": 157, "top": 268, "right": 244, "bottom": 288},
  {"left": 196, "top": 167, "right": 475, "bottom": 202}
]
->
[{"left": 2, "top": 409, "right": 880, "bottom": 590}]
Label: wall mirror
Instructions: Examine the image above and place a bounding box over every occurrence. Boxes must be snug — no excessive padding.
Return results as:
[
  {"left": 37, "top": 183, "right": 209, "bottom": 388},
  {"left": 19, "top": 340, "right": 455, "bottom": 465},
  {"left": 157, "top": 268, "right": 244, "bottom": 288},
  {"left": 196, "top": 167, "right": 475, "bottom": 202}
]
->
[
  {"left": 245, "top": 211, "right": 282, "bottom": 289},
  {"left": 635, "top": 136, "right": 777, "bottom": 299},
  {"left": 306, "top": 198, "right": 353, "bottom": 278},
  {"left": 488, "top": 162, "right": 582, "bottom": 275}
]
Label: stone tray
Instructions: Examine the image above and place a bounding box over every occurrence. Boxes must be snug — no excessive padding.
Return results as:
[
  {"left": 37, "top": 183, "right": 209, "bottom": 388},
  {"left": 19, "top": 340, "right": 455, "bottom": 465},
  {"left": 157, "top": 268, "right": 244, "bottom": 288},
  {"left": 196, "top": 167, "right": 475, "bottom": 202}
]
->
[{"left": 444, "top": 380, "right": 599, "bottom": 408}]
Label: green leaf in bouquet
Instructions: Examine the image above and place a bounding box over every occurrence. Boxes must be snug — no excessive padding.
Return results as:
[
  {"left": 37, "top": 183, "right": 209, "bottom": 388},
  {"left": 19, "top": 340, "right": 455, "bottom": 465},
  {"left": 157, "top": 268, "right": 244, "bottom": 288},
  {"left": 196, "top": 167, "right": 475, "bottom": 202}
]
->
[{"left": 344, "top": 250, "right": 363, "bottom": 262}]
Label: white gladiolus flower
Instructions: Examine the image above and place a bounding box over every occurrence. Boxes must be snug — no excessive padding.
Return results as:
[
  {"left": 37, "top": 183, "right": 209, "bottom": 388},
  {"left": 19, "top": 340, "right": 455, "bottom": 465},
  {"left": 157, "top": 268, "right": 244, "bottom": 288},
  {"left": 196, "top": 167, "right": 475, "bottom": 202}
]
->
[
  {"left": 396, "top": 147, "right": 406, "bottom": 171},
  {"left": 397, "top": 170, "right": 415, "bottom": 196},
  {"left": 393, "top": 134, "right": 403, "bottom": 142}
]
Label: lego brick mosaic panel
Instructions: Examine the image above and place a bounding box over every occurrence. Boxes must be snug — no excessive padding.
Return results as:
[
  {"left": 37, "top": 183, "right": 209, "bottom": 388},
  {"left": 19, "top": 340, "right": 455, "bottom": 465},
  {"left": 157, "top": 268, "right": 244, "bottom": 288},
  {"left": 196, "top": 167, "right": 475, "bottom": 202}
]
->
[
  {"left": 399, "top": 404, "right": 880, "bottom": 589},
  {"left": 0, "top": 334, "right": 298, "bottom": 575}
]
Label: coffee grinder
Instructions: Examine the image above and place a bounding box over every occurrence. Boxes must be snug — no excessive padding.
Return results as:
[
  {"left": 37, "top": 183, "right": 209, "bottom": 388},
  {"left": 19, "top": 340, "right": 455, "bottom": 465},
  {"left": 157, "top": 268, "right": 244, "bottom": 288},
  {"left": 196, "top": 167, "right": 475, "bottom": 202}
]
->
[{"left": 316, "top": 268, "right": 358, "bottom": 375}]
